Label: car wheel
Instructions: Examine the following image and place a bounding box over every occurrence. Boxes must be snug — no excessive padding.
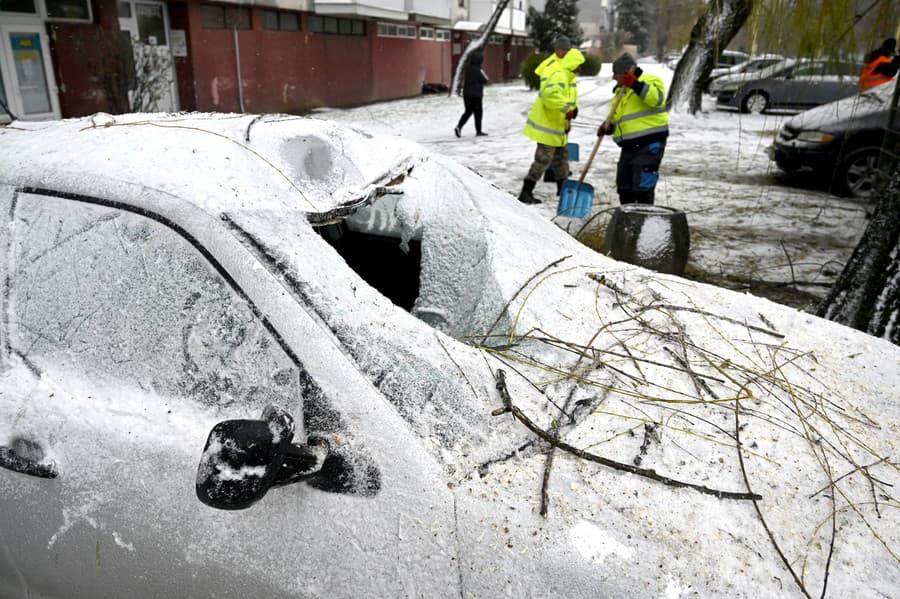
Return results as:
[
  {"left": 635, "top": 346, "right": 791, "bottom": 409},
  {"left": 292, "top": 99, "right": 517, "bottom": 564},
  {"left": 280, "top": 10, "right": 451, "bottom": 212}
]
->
[
  {"left": 741, "top": 91, "right": 769, "bottom": 114},
  {"left": 836, "top": 147, "right": 882, "bottom": 199}
]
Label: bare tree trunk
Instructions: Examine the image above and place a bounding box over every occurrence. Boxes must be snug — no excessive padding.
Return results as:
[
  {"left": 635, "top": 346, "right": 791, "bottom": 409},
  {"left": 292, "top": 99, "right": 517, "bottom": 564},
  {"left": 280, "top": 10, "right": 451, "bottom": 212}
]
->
[
  {"left": 817, "top": 169, "right": 900, "bottom": 345},
  {"left": 449, "top": 0, "right": 512, "bottom": 96},
  {"left": 666, "top": 0, "right": 755, "bottom": 113}
]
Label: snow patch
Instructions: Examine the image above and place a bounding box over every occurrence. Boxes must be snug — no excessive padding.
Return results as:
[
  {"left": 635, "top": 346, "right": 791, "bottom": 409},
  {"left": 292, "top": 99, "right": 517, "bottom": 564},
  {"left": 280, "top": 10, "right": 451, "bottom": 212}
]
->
[{"left": 569, "top": 520, "right": 634, "bottom": 564}]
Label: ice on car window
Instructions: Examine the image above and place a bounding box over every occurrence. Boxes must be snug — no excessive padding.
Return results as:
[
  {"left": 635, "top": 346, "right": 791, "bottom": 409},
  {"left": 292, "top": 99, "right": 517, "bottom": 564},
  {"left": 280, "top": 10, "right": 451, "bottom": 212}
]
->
[{"left": 7, "top": 192, "right": 301, "bottom": 413}]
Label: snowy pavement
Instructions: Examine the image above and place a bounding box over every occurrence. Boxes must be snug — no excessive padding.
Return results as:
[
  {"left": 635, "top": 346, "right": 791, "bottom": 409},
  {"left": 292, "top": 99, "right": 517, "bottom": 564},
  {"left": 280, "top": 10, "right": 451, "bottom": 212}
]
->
[{"left": 316, "top": 64, "right": 870, "bottom": 309}]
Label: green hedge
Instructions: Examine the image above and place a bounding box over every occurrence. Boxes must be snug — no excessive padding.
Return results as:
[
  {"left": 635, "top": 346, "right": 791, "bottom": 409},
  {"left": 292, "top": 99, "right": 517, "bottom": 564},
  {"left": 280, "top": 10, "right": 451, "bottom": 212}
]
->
[
  {"left": 580, "top": 54, "right": 602, "bottom": 76},
  {"left": 520, "top": 53, "right": 547, "bottom": 90},
  {"left": 520, "top": 52, "right": 603, "bottom": 89}
]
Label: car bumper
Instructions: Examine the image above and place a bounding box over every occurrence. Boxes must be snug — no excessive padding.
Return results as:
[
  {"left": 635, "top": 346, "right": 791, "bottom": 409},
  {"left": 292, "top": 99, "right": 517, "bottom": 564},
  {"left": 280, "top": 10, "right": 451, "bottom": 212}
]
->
[
  {"left": 767, "top": 140, "right": 836, "bottom": 173},
  {"left": 715, "top": 91, "right": 740, "bottom": 108}
]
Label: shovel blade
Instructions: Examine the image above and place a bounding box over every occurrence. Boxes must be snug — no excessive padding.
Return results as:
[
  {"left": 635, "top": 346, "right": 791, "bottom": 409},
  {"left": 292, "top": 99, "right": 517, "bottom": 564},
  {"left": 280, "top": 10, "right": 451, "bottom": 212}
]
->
[{"left": 557, "top": 180, "right": 594, "bottom": 218}]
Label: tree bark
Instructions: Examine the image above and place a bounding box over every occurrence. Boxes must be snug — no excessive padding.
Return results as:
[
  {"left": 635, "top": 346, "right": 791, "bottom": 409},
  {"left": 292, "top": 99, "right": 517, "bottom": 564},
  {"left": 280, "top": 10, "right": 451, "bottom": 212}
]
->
[
  {"left": 666, "top": 0, "right": 755, "bottom": 113},
  {"left": 817, "top": 168, "right": 900, "bottom": 345}
]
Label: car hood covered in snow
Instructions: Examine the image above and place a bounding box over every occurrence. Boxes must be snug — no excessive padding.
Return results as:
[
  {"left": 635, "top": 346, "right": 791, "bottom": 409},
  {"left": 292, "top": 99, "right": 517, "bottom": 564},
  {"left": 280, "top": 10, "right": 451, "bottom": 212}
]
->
[
  {"left": 1, "top": 113, "right": 898, "bottom": 598},
  {"left": 783, "top": 78, "right": 897, "bottom": 133}
]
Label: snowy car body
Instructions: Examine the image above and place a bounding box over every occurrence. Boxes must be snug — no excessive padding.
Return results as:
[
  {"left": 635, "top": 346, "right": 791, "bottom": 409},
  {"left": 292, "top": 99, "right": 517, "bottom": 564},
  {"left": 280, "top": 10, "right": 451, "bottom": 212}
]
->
[
  {"left": 707, "top": 54, "right": 785, "bottom": 94},
  {"left": 0, "top": 114, "right": 898, "bottom": 598},
  {"left": 716, "top": 58, "right": 863, "bottom": 113},
  {"left": 768, "top": 79, "right": 897, "bottom": 198}
]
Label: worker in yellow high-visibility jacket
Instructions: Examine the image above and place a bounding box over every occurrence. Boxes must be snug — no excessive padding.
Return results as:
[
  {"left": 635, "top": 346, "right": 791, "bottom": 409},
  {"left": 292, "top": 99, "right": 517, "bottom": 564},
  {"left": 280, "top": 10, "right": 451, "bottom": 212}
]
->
[
  {"left": 597, "top": 53, "right": 669, "bottom": 205},
  {"left": 518, "top": 36, "right": 585, "bottom": 205}
]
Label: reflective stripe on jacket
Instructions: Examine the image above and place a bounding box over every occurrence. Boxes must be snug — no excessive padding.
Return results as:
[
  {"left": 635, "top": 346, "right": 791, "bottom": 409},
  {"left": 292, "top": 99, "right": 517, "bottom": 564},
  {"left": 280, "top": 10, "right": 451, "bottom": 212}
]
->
[
  {"left": 609, "top": 71, "right": 669, "bottom": 146},
  {"left": 524, "top": 49, "right": 585, "bottom": 147},
  {"left": 859, "top": 55, "right": 893, "bottom": 92}
]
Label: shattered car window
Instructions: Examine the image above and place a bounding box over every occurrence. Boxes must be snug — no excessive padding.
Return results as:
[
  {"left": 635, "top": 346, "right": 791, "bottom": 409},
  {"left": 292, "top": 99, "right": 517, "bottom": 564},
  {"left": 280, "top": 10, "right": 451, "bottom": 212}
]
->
[{"left": 7, "top": 192, "right": 300, "bottom": 412}]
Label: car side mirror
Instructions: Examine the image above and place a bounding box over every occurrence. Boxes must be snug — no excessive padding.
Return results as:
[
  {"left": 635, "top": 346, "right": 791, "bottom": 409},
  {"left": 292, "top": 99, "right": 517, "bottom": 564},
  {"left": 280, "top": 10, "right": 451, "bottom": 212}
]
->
[{"left": 196, "top": 405, "right": 327, "bottom": 510}]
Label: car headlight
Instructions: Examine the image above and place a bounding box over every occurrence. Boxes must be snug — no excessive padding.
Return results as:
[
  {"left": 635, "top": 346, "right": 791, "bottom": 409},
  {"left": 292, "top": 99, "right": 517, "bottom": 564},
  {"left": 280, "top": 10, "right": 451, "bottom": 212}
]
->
[{"left": 796, "top": 131, "right": 834, "bottom": 143}]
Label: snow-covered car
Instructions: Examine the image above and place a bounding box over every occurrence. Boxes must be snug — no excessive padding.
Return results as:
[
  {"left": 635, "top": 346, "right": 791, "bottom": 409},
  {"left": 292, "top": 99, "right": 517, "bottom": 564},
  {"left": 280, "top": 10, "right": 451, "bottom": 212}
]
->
[
  {"left": 0, "top": 113, "right": 898, "bottom": 599},
  {"left": 768, "top": 79, "right": 896, "bottom": 198},
  {"left": 707, "top": 54, "right": 785, "bottom": 94},
  {"left": 716, "top": 58, "right": 862, "bottom": 113}
]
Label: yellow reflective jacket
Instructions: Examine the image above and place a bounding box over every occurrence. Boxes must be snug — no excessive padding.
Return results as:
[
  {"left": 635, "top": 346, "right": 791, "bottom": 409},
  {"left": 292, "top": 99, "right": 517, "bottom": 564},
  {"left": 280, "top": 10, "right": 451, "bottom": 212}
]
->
[
  {"left": 523, "top": 49, "right": 585, "bottom": 147},
  {"left": 609, "top": 69, "right": 669, "bottom": 147}
]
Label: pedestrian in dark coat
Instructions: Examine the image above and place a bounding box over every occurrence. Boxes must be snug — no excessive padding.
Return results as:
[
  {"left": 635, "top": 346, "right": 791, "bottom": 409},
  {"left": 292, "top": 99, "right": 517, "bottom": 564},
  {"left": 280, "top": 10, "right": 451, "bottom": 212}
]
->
[{"left": 455, "top": 53, "right": 489, "bottom": 137}]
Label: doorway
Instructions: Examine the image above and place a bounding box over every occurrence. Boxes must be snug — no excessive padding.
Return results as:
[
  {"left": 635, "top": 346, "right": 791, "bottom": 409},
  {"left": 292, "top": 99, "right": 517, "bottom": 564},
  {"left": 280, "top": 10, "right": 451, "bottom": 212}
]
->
[
  {"left": 117, "top": 0, "right": 179, "bottom": 112},
  {"left": 0, "top": 21, "right": 61, "bottom": 121}
]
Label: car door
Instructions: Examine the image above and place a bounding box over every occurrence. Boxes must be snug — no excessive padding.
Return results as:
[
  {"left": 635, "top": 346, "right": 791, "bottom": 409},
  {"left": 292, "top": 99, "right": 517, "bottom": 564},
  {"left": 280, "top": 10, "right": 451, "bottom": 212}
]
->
[
  {"left": 0, "top": 188, "right": 460, "bottom": 598},
  {"left": 778, "top": 61, "right": 828, "bottom": 107}
]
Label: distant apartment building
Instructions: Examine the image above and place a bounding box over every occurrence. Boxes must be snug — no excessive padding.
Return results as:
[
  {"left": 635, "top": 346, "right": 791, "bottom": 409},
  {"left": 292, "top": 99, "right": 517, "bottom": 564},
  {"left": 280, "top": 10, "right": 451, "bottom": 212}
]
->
[{"left": 0, "top": 0, "right": 535, "bottom": 121}]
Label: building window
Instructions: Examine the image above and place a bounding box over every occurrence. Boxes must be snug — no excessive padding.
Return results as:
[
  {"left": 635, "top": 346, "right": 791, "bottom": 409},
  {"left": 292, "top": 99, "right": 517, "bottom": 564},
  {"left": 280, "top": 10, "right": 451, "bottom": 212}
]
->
[
  {"left": 377, "top": 23, "right": 416, "bottom": 39},
  {"left": 435, "top": 29, "right": 450, "bottom": 42},
  {"left": 309, "top": 15, "right": 365, "bottom": 36},
  {"left": 44, "top": 0, "right": 91, "bottom": 20},
  {"left": 117, "top": 0, "right": 131, "bottom": 18},
  {"left": 262, "top": 9, "right": 300, "bottom": 31},
  {"left": 135, "top": 2, "right": 167, "bottom": 45},
  {"left": 419, "top": 27, "right": 434, "bottom": 40},
  {"left": 0, "top": 0, "right": 37, "bottom": 14},
  {"left": 200, "top": 3, "right": 251, "bottom": 30}
]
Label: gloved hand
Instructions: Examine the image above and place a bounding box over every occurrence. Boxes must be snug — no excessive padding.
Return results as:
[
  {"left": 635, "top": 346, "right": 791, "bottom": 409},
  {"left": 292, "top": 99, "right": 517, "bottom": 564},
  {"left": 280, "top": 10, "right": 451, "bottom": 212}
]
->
[
  {"left": 596, "top": 122, "right": 612, "bottom": 137},
  {"left": 566, "top": 107, "right": 578, "bottom": 120},
  {"left": 620, "top": 71, "right": 638, "bottom": 88}
]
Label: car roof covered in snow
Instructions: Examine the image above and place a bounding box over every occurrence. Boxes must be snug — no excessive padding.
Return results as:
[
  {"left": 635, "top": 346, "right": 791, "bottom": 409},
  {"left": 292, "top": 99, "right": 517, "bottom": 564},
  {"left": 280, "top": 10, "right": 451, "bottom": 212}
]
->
[{"left": 0, "top": 112, "right": 419, "bottom": 222}]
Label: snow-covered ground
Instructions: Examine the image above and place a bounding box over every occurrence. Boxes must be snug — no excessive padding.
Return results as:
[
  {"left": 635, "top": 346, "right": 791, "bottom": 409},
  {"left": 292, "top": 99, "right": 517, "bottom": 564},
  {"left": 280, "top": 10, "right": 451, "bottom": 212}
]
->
[{"left": 317, "top": 64, "right": 870, "bottom": 310}]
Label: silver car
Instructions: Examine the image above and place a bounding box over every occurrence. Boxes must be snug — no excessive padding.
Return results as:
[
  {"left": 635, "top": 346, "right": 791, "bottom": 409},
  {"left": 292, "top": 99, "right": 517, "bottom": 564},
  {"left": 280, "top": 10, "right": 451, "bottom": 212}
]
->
[
  {"left": 0, "top": 113, "right": 897, "bottom": 598},
  {"left": 707, "top": 54, "right": 785, "bottom": 94},
  {"left": 716, "top": 58, "right": 862, "bottom": 113}
]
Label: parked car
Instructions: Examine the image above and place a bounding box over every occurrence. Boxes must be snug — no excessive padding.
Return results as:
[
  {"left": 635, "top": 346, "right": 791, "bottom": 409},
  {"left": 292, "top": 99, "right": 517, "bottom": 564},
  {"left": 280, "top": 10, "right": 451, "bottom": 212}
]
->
[
  {"left": 768, "top": 78, "right": 897, "bottom": 198},
  {"left": 0, "top": 113, "right": 897, "bottom": 599},
  {"left": 716, "top": 58, "right": 863, "bottom": 113},
  {"left": 707, "top": 54, "right": 785, "bottom": 93},
  {"left": 715, "top": 49, "right": 750, "bottom": 68}
]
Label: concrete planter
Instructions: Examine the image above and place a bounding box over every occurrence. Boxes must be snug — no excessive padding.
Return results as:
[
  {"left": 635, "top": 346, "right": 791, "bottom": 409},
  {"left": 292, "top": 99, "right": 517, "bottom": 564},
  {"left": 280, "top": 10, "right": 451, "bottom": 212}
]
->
[{"left": 602, "top": 205, "right": 690, "bottom": 275}]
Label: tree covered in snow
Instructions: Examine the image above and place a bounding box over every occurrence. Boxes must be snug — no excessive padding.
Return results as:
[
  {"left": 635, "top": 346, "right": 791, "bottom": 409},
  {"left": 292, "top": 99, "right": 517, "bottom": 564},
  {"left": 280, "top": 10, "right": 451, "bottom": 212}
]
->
[
  {"left": 450, "top": 0, "right": 512, "bottom": 96},
  {"left": 666, "top": 0, "right": 754, "bottom": 113},
  {"left": 526, "top": 0, "right": 583, "bottom": 53},
  {"left": 818, "top": 162, "right": 900, "bottom": 345},
  {"left": 614, "top": 0, "right": 653, "bottom": 51}
]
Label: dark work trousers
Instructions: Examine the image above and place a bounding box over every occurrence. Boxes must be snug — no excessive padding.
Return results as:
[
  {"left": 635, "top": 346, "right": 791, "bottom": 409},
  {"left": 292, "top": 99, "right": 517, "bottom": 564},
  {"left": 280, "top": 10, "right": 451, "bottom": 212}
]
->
[
  {"left": 616, "top": 139, "right": 667, "bottom": 204},
  {"left": 457, "top": 96, "right": 484, "bottom": 134},
  {"left": 526, "top": 143, "right": 569, "bottom": 184}
]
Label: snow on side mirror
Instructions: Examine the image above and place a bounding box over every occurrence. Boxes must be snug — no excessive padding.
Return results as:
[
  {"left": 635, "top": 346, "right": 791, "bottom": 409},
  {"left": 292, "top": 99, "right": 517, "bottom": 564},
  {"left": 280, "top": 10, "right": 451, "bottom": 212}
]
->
[{"left": 196, "top": 406, "right": 295, "bottom": 510}]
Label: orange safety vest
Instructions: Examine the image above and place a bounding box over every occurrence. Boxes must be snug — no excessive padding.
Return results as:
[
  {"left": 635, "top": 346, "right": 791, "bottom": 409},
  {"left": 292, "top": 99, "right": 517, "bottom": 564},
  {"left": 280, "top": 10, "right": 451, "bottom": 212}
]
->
[{"left": 859, "top": 55, "right": 893, "bottom": 92}]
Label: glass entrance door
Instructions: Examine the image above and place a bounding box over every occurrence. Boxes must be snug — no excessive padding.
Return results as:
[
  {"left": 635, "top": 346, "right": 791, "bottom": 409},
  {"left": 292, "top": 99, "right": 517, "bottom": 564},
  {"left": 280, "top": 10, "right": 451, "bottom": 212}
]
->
[
  {"left": 118, "top": 0, "right": 179, "bottom": 112},
  {"left": 0, "top": 23, "right": 61, "bottom": 120}
]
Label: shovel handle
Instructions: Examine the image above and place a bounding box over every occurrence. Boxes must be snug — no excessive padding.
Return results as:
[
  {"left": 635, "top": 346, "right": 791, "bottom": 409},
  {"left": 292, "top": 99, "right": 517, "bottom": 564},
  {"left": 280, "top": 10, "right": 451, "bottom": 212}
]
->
[{"left": 577, "top": 88, "right": 626, "bottom": 184}]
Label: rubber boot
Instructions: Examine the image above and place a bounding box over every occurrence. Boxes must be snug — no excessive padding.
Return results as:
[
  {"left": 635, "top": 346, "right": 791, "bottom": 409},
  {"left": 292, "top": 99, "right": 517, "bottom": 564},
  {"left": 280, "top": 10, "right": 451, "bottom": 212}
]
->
[
  {"left": 556, "top": 179, "right": 565, "bottom": 196},
  {"left": 518, "top": 179, "right": 540, "bottom": 204}
]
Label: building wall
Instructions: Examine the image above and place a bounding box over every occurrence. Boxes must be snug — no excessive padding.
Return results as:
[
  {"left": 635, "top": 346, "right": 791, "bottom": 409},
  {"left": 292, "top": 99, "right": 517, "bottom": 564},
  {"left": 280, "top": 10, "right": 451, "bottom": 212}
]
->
[
  {"left": 44, "top": 0, "right": 530, "bottom": 118},
  {"left": 47, "top": 0, "right": 122, "bottom": 116}
]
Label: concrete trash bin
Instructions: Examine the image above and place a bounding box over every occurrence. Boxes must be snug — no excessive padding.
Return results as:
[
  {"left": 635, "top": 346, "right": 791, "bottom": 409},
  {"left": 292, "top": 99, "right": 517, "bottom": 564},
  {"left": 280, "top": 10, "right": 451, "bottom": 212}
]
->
[{"left": 603, "top": 205, "right": 690, "bottom": 275}]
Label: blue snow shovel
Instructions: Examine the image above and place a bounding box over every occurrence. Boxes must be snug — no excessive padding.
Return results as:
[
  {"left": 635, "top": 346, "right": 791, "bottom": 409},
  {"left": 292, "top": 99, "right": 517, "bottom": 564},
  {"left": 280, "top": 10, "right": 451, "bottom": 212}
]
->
[
  {"left": 557, "top": 90, "right": 624, "bottom": 218},
  {"left": 557, "top": 136, "right": 602, "bottom": 218}
]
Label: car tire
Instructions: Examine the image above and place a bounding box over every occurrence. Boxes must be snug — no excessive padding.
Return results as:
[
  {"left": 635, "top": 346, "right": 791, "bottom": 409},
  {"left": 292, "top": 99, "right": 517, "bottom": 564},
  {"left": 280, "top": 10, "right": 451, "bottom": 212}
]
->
[
  {"left": 835, "top": 147, "right": 882, "bottom": 199},
  {"left": 741, "top": 91, "right": 769, "bottom": 114}
]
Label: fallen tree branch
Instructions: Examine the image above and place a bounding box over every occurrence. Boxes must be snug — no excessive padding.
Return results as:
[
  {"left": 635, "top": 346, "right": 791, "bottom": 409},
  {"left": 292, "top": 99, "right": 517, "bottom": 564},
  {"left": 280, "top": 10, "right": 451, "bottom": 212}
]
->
[
  {"left": 491, "top": 369, "right": 761, "bottom": 502},
  {"left": 480, "top": 255, "right": 571, "bottom": 346},
  {"left": 733, "top": 388, "right": 812, "bottom": 599}
]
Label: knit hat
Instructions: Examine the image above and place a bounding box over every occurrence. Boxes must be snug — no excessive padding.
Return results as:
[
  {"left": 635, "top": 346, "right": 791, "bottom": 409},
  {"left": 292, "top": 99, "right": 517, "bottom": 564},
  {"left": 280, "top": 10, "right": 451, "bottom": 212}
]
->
[
  {"left": 883, "top": 38, "right": 897, "bottom": 53},
  {"left": 553, "top": 36, "right": 572, "bottom": 51},
  {"left": 612, "top": 53, "right": 637, "bottom": 74}
]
